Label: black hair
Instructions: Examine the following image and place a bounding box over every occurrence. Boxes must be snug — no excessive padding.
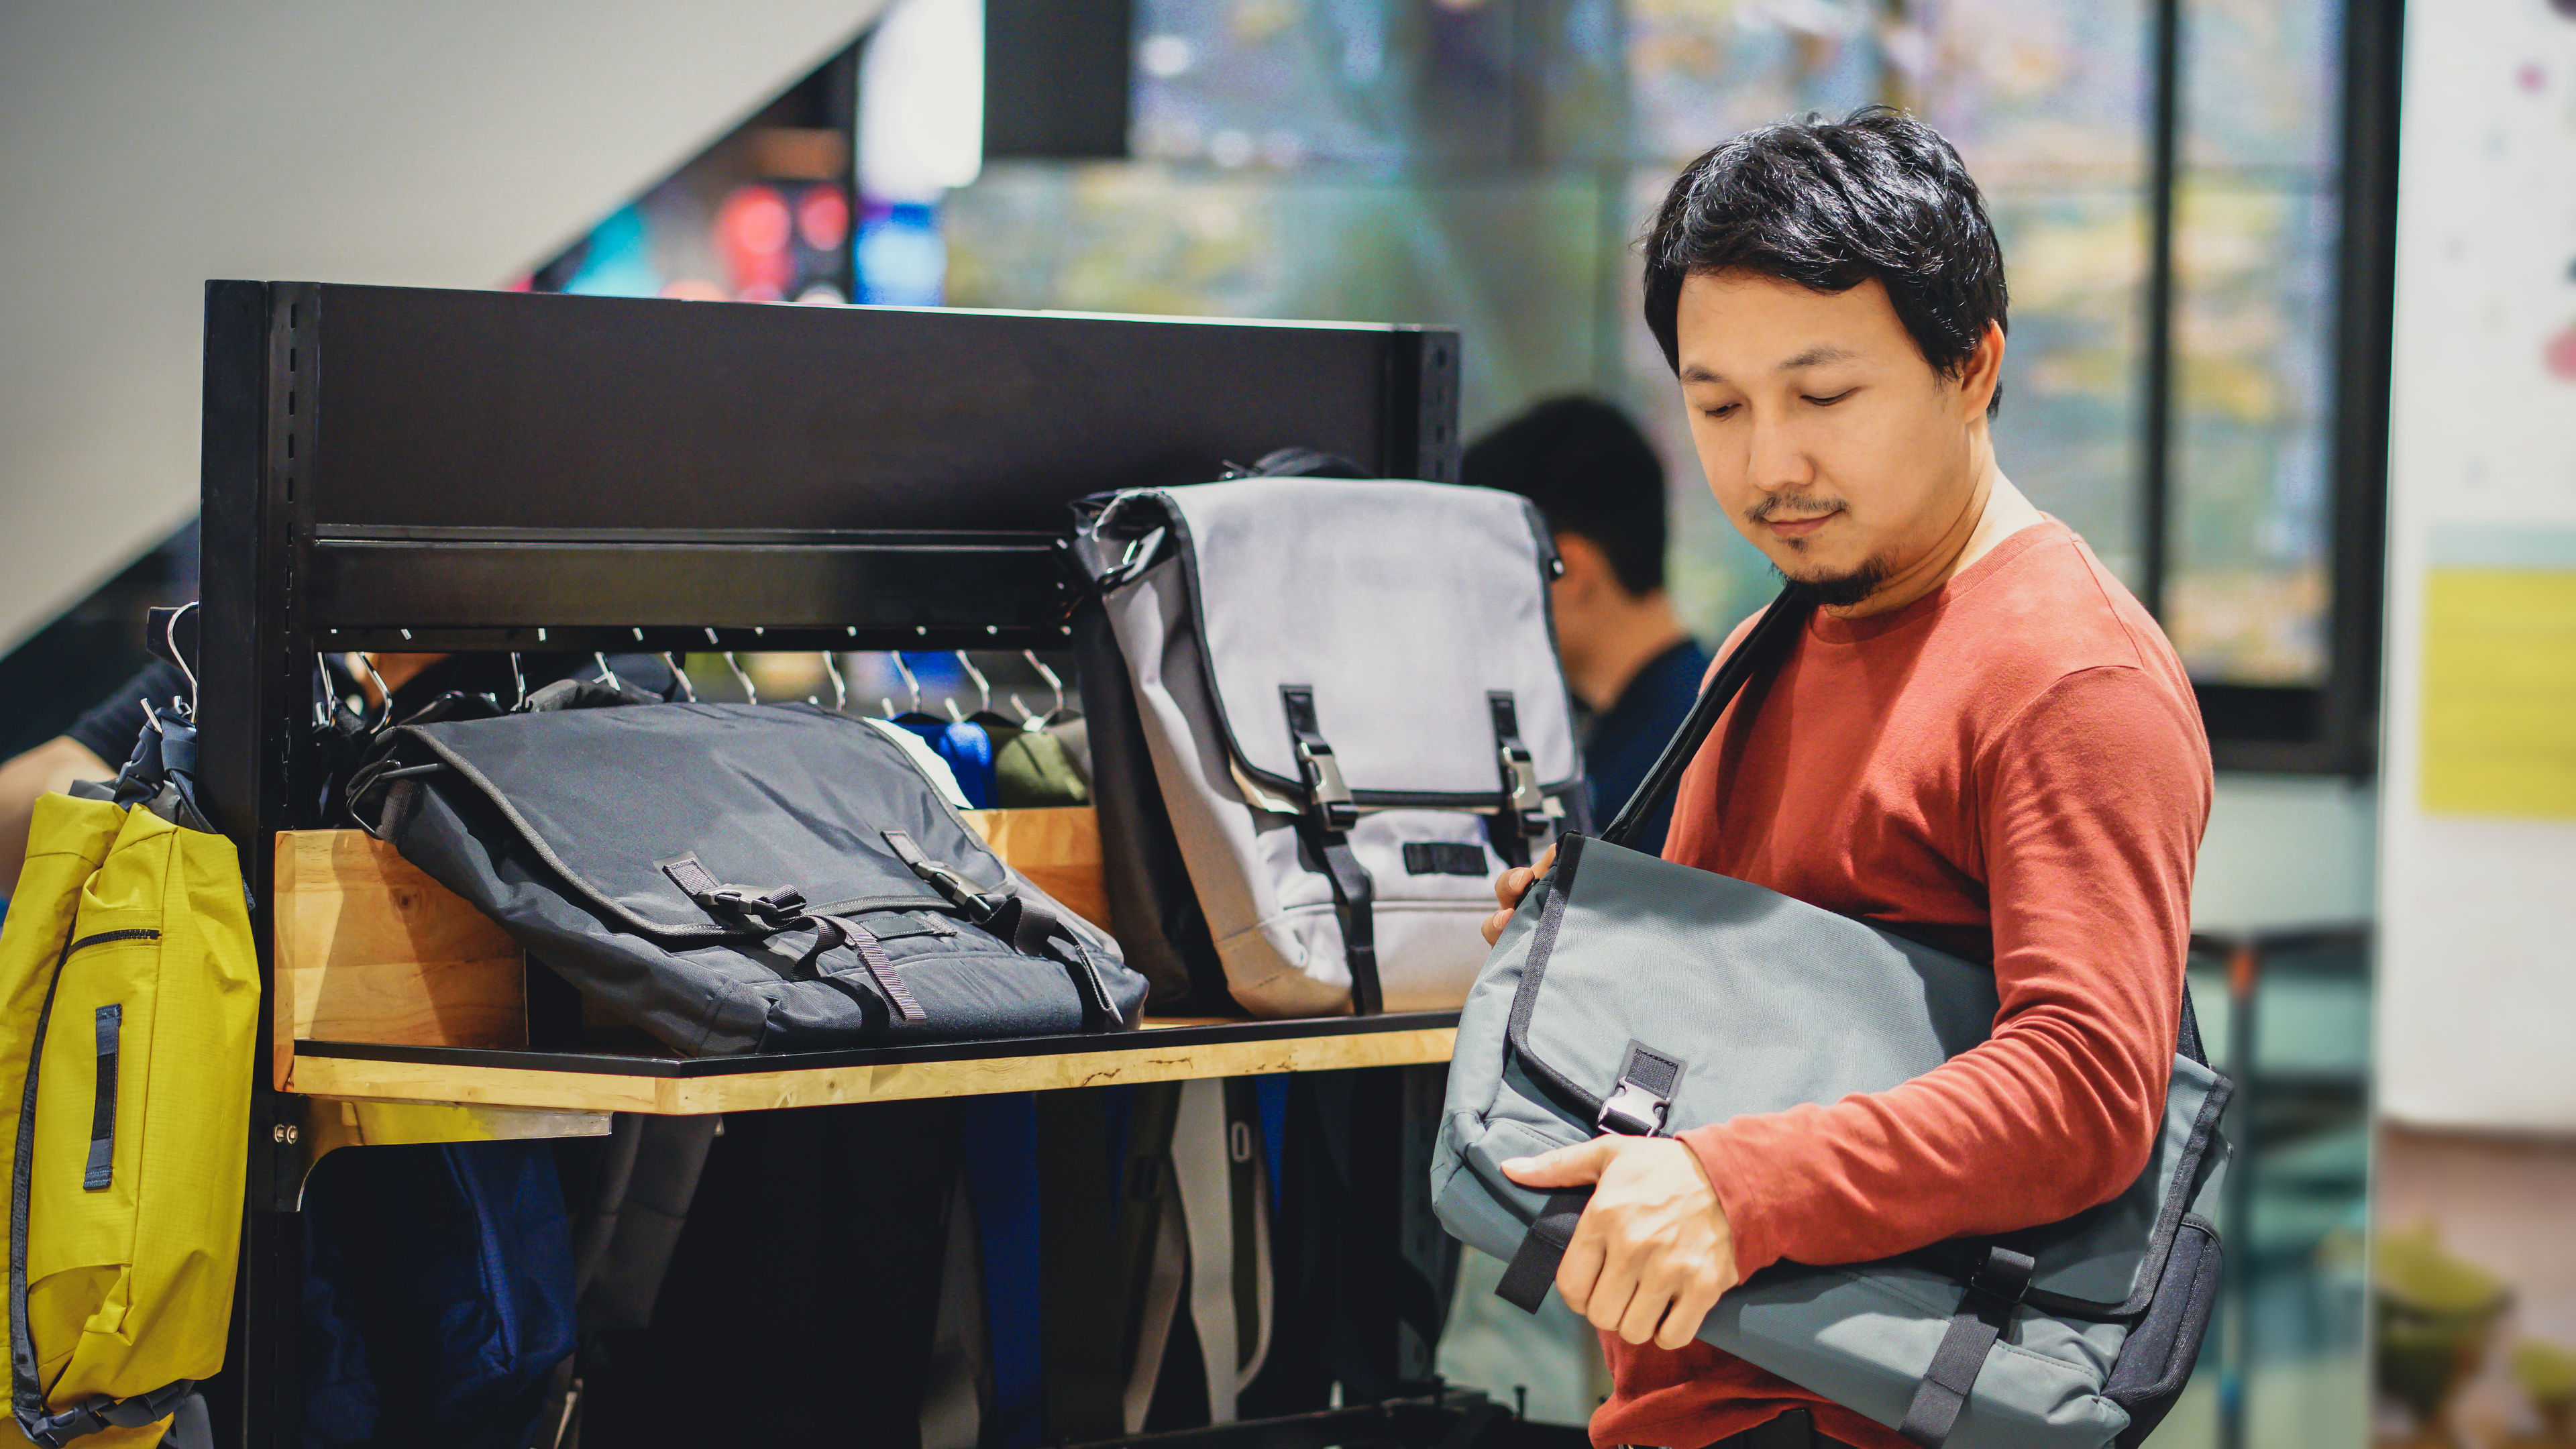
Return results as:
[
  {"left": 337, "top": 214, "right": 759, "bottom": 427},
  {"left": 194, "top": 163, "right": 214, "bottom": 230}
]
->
[
  {"left": 1642, "top": 106, "right": 2008, "bottom": 416},
  {"left": 1462, "top": 396, "right": 1669, "bottom": 597}
]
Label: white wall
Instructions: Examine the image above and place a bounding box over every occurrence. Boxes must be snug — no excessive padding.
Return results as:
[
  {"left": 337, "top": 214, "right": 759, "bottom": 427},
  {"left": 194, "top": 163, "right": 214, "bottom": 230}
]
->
[
  {"left": 2375, "top": 0, "right": 2576, "bottom": 1132},
  {"left": 0, "top": 0, "right": 888, "bottom": 655}
]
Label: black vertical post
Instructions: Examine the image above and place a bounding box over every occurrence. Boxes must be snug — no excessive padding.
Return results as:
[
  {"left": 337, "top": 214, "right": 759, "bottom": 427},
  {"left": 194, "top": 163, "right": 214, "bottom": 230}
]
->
[
  {"left": 2139, "top": 0, "right": 2185, "bottom": 620},
  {"left": 2322, "top": 0, "right": 2404, "bottom": 774},
  {"left": 201, "top": 279, "right": 320, "bottom": 1449}
]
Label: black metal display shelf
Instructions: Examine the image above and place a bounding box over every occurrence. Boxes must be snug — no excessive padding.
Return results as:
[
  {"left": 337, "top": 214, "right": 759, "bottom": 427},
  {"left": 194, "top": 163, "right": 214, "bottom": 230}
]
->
[{"left": 200, "top": 280, "right": 1472, "bottom": 1448}]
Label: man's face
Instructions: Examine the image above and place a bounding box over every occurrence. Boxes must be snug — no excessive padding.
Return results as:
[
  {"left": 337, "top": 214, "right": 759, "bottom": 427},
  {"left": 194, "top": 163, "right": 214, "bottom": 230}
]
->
[{"left": 1674, "top": 270, "right": 1990, "bottom": 600}]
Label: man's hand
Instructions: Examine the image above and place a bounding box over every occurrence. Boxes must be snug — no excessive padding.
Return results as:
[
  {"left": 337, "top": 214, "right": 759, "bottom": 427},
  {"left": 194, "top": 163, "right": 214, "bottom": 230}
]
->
[
  {"left": 1482, "top": 843, "right": 1558, "bottom": 945},
  {"left": 1500, "top": 1136, "right": 1738, "bottom": 1349}
]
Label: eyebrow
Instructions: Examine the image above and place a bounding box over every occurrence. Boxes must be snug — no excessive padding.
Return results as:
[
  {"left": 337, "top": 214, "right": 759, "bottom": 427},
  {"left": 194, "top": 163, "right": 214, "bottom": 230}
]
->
[{"left": 1678, "top": 345, "right": 1860, "bottom": 386}]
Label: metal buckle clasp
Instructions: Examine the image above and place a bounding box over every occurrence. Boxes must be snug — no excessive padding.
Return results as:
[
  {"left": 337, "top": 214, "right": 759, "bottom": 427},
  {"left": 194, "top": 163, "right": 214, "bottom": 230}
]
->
[
  {"left": 1596, "top": 1079, "right": 1669, "bottom": 1136},
  {"left": 1295, "top": 737, "right": 1359, "bottom": 832},
  {"left": 1498, "top": 744, "right": 1554, "bottom": 836}
]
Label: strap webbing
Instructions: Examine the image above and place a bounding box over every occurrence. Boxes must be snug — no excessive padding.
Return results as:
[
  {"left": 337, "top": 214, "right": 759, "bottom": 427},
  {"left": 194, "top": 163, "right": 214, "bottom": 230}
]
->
[
  {"left": 1601, "top": 583, "right": 1816, "bottom": 847},
  {"left": 82, "top": 1007, "right": 117, "bottom": 1192},
  {"left": 1897, "top": 1245, "right": 2036, "bottom": 1448},
  {"left": 1493, "top": 1190, "right": 1589, "bottom": 1312},
  {"left": 1299, "top": 828, "right": 1381, "bottom": 1016},
  {"left": 1280, "top": 689, "right": 1382, "bottom": 1015},
  {"left": 13, "top": 924, "right": 196, "bottom": 1448}
]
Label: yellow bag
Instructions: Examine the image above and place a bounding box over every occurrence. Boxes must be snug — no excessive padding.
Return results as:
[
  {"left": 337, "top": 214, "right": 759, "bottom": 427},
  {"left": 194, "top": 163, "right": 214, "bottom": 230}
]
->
[{"left": 1, "top": 786, "right": 258, "bottom": 1448}]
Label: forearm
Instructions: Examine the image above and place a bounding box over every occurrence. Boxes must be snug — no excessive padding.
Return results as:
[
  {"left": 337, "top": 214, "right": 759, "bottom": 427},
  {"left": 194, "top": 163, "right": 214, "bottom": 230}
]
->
[
  {"left": 0, "top": 738, "right": 113, "bottom": 890},
  {"left": 1678, "top": 1006, "right": 2170, "bottom": 1273}
]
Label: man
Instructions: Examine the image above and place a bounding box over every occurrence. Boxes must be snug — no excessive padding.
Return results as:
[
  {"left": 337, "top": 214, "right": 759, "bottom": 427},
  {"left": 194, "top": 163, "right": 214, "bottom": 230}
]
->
[
  {"left": 1465, "top": 396, "right": 1710, "bottom": 853},
  {"left": 1483, "top": 108, "right": 2210, "bottom": 1449}
]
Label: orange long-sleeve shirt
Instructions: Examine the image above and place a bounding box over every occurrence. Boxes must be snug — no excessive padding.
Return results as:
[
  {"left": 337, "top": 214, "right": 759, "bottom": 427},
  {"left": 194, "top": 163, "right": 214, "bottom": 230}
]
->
[{"left": 1593, "top": 521, "right": 2211, "bottom": 1449}]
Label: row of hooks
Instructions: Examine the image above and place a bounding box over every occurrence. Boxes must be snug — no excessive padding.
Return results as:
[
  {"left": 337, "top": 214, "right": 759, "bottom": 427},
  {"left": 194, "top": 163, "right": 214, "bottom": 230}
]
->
[{"left": 333, "top": 641, "right": 1069, "bottom": 735}]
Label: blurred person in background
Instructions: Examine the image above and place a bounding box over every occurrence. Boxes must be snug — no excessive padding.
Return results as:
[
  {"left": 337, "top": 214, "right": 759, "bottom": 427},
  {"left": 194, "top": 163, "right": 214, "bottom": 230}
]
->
[{"left": 1466, "top": 395, "right": 1711, "bottom": 854}]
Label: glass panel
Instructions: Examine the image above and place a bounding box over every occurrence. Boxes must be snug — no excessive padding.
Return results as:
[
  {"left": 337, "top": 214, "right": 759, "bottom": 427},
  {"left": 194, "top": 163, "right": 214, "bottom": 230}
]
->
[
  {"left": 1985, "top": 188, "right": 2151, "bottom": 582},
  {"left": 1130, "top": 0, "right": 1628, "bottom": 168},
  {"left": 945, "top": 164, "right": 1619, "bottom": 437},
  {"left": 2165, "top": 0, "right": 2342, "bottom": 686},
  {"left": 2168, "top": 179, "right": 2337, "bottom": 682},
  {"left": 1913, "top": 0, "right": 2153, "bottom": 588},
  {"left": 1629, "top": 0, "right": 1894, "bottom": 164},
  {"left": 2182, "top": 0, "right": 2342, "bottom": 175},
  {"left": 1915, "top": 0, "right": 2151, "bottom": 183}
]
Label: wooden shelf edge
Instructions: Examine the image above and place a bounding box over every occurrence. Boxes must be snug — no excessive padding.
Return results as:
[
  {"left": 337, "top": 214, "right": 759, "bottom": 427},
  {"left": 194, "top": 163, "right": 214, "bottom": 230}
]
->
[{"left": 282, "top": 1026, "right": 1458, "bottom": 1115}]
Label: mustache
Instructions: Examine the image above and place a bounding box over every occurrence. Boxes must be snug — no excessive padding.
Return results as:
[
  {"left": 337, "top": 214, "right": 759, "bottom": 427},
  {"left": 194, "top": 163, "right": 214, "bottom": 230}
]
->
[{"left": 1743, "top": 493, "right": 1849, "bottom": 525}]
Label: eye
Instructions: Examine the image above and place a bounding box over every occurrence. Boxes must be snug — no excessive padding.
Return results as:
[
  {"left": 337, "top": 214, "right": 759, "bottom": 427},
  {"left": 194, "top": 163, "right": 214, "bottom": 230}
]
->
[
  {"left": 1699, "top": 402, "right": 1740, "bottom": 421},
  {"left": 1805, "top": 388, "right": 1856, "bottom": 407}
]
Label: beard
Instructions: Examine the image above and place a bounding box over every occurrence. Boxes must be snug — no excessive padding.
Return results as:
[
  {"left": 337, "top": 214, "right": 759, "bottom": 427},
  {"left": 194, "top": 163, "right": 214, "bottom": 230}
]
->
[
  {"left": 1745, "top": 492, "right": 1890, "bottom": 608},
  {"left": 1778, "top": 556, "right": 1890, "bottom": 608}
]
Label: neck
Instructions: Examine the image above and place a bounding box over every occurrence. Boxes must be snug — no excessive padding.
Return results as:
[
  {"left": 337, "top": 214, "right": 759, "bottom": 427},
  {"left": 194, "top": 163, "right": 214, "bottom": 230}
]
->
[
  {"left": 1831, "top": 440, "right": 2037, "bottom": 620},
  {"left": 1564, "top": 594, "right": 1690, "bottom": 712}
]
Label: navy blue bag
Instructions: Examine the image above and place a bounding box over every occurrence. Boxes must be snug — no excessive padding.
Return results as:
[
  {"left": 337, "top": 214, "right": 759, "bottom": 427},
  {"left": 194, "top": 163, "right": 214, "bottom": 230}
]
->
[{"left": 301, "top": 1142, "right": 578, "bottom": 1448}]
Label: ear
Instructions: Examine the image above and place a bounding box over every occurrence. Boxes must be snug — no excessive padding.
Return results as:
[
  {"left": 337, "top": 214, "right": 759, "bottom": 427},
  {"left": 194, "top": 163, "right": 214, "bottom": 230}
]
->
[
  {"left": 1552, "top": 533, "right": 1613, "bottom": 599},
  {"left": 1957, "top": 322, "right": 2005, "bottom": 421}
]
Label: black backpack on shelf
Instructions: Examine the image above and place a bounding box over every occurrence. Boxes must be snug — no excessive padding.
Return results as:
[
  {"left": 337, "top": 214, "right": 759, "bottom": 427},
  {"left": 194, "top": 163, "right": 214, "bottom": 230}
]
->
[{"left": 350, "top": 697, "right": 1146, "bottom": 1057}]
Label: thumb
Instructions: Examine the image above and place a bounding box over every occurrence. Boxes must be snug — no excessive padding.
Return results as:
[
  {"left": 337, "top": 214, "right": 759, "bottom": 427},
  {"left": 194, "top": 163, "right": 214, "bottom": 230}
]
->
[{"left": 1499, "top": 1136, "right": 1617, "bottom": 1188}]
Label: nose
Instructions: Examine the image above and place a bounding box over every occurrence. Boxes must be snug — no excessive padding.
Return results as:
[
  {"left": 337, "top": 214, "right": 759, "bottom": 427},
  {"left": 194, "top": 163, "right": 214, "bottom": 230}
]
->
[{"left": 1744, "top": 407, "right": 1813, "bottom": 498}]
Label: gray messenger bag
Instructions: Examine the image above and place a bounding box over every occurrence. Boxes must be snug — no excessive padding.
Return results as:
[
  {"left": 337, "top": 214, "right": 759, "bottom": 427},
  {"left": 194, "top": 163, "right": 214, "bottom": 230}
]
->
[
  {"left": 352, "top": 697, "right": 1146, "bottom": 1056},
  {"left": 1432, "top": 586, "right": 2231, "bottom": 1449},
  {"left": 1072, "top": 473, "right": 1585, "bottom": 1017}
]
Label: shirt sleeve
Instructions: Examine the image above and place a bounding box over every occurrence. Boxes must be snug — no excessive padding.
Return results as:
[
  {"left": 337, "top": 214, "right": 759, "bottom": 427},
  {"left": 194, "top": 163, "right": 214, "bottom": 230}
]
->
[{"left": 1676, "top": 664, "right": 2210, "bottom": 1275}]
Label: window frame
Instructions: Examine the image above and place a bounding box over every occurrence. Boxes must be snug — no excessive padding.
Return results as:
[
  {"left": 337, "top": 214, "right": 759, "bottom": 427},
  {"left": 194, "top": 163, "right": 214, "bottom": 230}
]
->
[{"left": 2144, "top": 0, "right": 2402, "bottom": 774}]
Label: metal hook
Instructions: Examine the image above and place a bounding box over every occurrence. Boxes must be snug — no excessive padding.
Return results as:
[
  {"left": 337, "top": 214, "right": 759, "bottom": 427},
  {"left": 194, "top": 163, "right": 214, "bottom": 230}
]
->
[
  {"left": 821, "top": 653, "right": 849, "bottom": 712},
  {"left": 955, "top": 651, "right": 992, "bottom": 716},
  {"left": 312, "top": 651, "right": 338, "bottom": 731},
  {"left": 891, "top": 653, "right": 923, "bottom": 714},
  {"left": 1022, "top": 649, "right": 1066, "bottom": 717},
  {"left": 704, "top": 629, "right": 757, "bottom": 703},
  {"left": 508, "top": 653, "right": 528, "bottom": 711},
  {"left": 354, "top": 653, "right": 396, "bottom": 733},
  {"left": 165, "top": 602, "right": 201, "bottom": 720},
  {"left": 593, "top": 652, "right": 621, "bottom": 690},
  {"left": 661, "top": 653, "right": 696, "bottom": 702}
]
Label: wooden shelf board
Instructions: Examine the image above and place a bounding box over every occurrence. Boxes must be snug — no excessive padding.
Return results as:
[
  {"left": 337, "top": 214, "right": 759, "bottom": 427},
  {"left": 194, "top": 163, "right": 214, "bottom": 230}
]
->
[{"left": 281, "top": 1012, "right": 1459, "bottom": 1115}]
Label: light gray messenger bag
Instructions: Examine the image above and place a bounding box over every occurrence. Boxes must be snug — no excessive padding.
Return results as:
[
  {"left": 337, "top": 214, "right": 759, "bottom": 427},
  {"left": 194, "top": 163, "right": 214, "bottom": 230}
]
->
[
  {"left": 1072, "top": 474, "right": 1585, "bottom": 1017},
  {"left": 1432, "top": 585, "right": 2232, "bottom": 1449}
]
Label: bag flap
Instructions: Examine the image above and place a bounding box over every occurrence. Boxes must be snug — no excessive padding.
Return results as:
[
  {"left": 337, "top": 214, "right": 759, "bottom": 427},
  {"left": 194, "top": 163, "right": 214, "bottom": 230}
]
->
[
  {"left": 1503, "top": 833, "right": 2222, "bottom": 1316},
  {"left": 381, "top": 702, "right": 1008, "bottom": 940},
  {"left": 1082, "top": 477, "right": 1580, "bottom": 804}
]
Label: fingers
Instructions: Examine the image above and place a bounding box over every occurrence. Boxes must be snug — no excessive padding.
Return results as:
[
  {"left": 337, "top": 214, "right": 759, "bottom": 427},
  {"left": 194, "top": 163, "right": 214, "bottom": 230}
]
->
[
  {"left": 1616, "top": 1274, "right": 1673, "bottom": 1346},
  {"left": 1481, "top": 905, "right": 1514, "bottom": 947},
  {"left": 1583, "top": 1230, "right": 1646, "bottom": 1339},
  {"left": 1491, "top": 865, "right": 1533, "bottom": 911},
  {"left": 1499, "top": 1136, "right": 1615, "bottom": 1188},
  {"left": 1654, "top": 1276, "right": 1724, "bottom": 1351},
  {"left": 1556, "top": 1216, "right": 1607, "bottom": 1316}
]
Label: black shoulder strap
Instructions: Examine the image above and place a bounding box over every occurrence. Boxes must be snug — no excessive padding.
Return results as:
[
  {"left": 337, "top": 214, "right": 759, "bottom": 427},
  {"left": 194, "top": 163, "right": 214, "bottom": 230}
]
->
[{"left": 1599, "top": 583, "right": 1817, "bottom": 848}]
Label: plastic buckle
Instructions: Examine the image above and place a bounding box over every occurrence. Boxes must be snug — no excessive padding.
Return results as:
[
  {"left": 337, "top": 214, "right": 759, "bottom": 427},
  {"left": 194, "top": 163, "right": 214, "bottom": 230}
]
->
[
  {"left": 29, "top": 1397, "right": 111, "bottom": 1448},
  {"left": 1295, "top": 738, "right": 1359, "bottom": 832},
  {"left": 1595, "top": 1079, "right": 1669, "bottom": 1136},
  {"left": 1499, "top": 745, "right": 1551, "bottom": 836},
  {"left": 1966, "top": 1246, "right": 2037, "bottom": 1307},
  {"left": 705, "top": 885, "right": 807, "bottom": 928}
]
